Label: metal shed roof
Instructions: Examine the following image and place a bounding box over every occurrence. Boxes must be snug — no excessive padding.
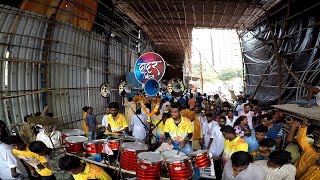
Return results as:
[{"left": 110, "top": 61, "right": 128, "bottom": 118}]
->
[{"left": 116, "top": 0, "right": 281, "bottom": 67}]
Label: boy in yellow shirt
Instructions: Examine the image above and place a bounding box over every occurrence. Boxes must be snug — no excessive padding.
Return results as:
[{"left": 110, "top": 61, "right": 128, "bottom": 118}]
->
[
  {"left": 59, "top": 155, "right": 112, "bottom": 180},
  {"left": 6, "top": 136, "right": 56, "bottom": 180}
]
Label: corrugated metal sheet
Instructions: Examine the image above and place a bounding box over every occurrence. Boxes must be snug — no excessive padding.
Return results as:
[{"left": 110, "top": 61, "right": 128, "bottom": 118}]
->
[{"left": 0, "top": 4, "right": 154, "bottom": 130}]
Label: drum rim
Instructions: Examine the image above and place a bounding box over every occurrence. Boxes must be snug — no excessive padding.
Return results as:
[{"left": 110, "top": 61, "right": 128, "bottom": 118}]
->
[
  {"left": 65, "top": 136, "right": 88, "bottom": 143},
  {"left": 166, "top": 155, "right": 190, "bottom": 164},
  {"left": 121, "top": 142, "right": 148, "bottom": 151},
  {"left": 137, "top": 152, "right": 164, "bottom": 163},
  {"left": 83, "top": 140, "right": 104, "bottom": 145},
  {"left": 190, "top": 150, "right": 209, "bottom": 156},
  {"left": 62, "top": 129, "right": 85, "bottom": 134}
]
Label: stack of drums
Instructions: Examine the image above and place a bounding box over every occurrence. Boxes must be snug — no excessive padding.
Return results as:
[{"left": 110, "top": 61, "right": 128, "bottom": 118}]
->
[
  {"left": 120, "top": 142, "right": 148, "bottom": 171},
  {"left": 166, "top": 155, "right": 192, "bottom": 180},
  {"left": 136, "top": 152, "right": 163, "bottom": 180},
  {"left": 190, "top": 150, "right": 211, "bottom": 168},
  {"left": 62, "top": 129, "right": 85, "bottom": 144}
]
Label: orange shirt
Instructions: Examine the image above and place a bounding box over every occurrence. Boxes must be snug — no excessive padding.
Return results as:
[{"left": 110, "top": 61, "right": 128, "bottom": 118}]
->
[{"left": 295, "top": 126, "right": 320, "bottom": 179}]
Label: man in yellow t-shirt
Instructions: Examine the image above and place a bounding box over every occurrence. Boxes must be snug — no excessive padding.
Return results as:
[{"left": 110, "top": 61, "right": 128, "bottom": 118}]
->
[
  {"left": 59, "top": 155, "right": 112, "bottom": 180},
  {"left": 220, "top": 125, "right": 248, "bottom": 163},
  {"left": 164, "top": 103, "right": 193, "bottom": 155},
  {"left": 103, "top": 102, "right": 128, "bottom": 133},
  {"left": 7, "top": 136, "right": 55, "bottom": 179}
]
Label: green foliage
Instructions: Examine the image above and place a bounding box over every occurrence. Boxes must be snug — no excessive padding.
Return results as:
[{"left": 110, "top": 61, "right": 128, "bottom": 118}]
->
[{"left": 219, "top": 68, "right": 242, "bottom": 81}]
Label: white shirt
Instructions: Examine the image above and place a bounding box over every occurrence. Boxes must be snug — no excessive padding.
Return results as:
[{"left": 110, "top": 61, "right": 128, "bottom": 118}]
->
[
  {"left": 131, "top": 114, "right": 149, "bottom": 140},
  {"left": 202, "top": 121, "right": 213, "bottom": 148},
  {"left": 225, "top": 116, "right": 238, "bottom": 127},
  {"left": 36, "top": 130, "right": 62, "bottom": 149},
  {"left": 199, "top": 116, "right": 207, "bottom": 125},
  {"left": 209, "top": 125, "right": 225, "bottom": 157},
  {"left": 253, "top": 160, "right": 296, "bottom": 180},
  {"left": 238, "top": 111, "right": 254, "bottom": 129},
  {"left": 101, "top": 114, "right": 108, "bottom": 127},
  {"left": 0, "top": 142, "right": 28, "bottom": 179},
  {"left": 222, "top": 161, "right": 265, "bottom": 180}
]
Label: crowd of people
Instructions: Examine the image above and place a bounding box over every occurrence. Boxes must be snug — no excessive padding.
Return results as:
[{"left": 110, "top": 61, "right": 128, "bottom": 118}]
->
[{"left": 0, "top": 91, "right": 319, "bottom": 180}]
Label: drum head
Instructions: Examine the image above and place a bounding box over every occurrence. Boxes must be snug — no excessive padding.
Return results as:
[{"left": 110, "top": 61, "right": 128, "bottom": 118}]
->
[
  {"left": 121, "top": 142, "right": 148, "bottom": 151},
  {"left": 138, "top": 152, "right": 164, "bottom": 163},
  {"left": 84, "top": 140, "right": 103, "bottom": 145},
  {"left": 65, "top": 136, "right": 88, "bottom": 143},
  {"left": 161, "top": 150, "right": 186, "bottom": 159},
  {"left": 63, "top": 129, "right": 85, "bottom": 136},
  {"left": 166, "top": 155, "right": 189, "bottom": 163},
  {"left": 190, "top": 150, "right": 209, "bottom": 156}
]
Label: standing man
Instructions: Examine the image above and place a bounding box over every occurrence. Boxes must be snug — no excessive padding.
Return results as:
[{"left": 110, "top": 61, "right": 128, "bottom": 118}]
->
[
  {"left": 238, "top": 103, "right": 254, "bottom": 129},
  {"left": 245, "top": 125, "right": 269, "bottom": 153},
  {"left": 101, "top": 107, "right": 110, "bottom": 130},
  {"left": 130, "top": 107, "right": 149, "bottom": 141},
  {"left": 188, "top": 94, "right": 197, "bottom": 110},
  {"left": 164, "top": 103, "right": 193, "bottom": 155},
  {"left": 207, "top": 116, "right": 226, "bottom": 180},
  {"left": 85, "top": 107, "right": 97, "bottom": 140},
  {"left": 220, "top": 125, "right": 248, "bottom": 163},
  {"left": 36, "top": 125, "right": 62, "bottom": 149},
  {"left": 225, "top": 109, "right": 238, "bottom": 127},
  {"left": 260, "top": 114, "right": 283, "bottom": 149},
  {"left": 104, "top": 102, "right": 128, "bottom": 134}
]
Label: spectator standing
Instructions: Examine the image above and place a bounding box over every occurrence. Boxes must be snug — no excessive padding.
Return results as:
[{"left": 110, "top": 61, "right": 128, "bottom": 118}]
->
[{"left": 85, "top": 107, "right": 97, "bottom": 140}]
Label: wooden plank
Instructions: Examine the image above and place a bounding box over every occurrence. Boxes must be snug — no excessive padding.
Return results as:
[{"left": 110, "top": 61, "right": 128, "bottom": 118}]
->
[{"left": 272, "top": 104, "right": 320, "bottom": 122}]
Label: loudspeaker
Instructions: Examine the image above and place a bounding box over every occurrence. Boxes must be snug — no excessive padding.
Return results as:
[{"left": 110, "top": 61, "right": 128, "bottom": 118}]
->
[
  {"left": 167, "top": 78, "right": 185, "bottom": 97},
  {"left": 118, "top": 81, "right": 131, "bottom": 97},
  {"left": 100, "top": 83, "right": 111, "bottom": 98},
  {"left": 144, "top": 79, "right": 160, "bottom": 96}
]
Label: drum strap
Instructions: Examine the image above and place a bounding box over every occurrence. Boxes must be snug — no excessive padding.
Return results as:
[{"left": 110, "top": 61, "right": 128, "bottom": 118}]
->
[{"left": 155, "top": 119, "right": 163, "bottom": 127}]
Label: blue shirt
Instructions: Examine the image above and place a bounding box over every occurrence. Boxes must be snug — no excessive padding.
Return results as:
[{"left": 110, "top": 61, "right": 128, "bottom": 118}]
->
[
  {"left": 245, "top": 135, "right": 259, "bottom": 153},
  {"left": 85, "top": 114, "right": 97, "bottom": 131},
  {"left": 266, "top": 124, "right": 282, "bottom": 140}
]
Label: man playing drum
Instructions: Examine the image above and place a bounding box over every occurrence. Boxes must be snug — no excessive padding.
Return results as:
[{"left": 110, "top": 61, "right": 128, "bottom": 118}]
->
[
  {"left": 164, "top": 103, "right": 193, "bottom": 155},
  {"left": 103, "top": 102, "right": 128, "bottom": 134}
]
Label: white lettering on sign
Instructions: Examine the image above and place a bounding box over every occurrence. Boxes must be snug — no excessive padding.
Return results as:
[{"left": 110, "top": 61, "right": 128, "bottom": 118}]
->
[{"left": 138, "top": 61, "right": 163, "bottom": 79}]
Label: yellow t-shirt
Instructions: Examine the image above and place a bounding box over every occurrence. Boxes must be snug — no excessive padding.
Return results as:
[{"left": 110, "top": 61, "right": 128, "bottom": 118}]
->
[
  {"left": 295, "top": 126, "right": 320, "bottom": 179},
  {"left": 164, "top": 116, "right": 193, "bottom": 142},
  {"left": 73, "top": 162, "right": 112, "bottom": 180},
  {"left": 12, "top": 147, "right": 53, "bottom": 176},
  {"left": 153, "top": 119, "right": 165, "bottom": 140},
  {"left": 222, "top": 136, "right": 248, "bottom": 162},
  {"left": 106, "top": 113, "right": 128, "bottom": 132}
]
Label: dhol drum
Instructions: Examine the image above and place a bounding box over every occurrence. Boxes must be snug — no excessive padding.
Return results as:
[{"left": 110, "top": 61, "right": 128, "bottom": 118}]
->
[
  {"left": 83, "top": 140, "right": 104, "bottom": 155},
  {"left": 65, "top": 136, "right": 88, "bottom": 153},
  {"left": 160, "top": 150, "right": 186, "bottom": 160},
  {"left": 136, "top": 152, "right": 164, "bottom": 180},
  {"left": 166, "top": 155, "right": 192, "bottom": 180},
  {"left": 106, "top": 137, "right": 120, "bottom": 150},
  {"left": 190, "top": 150, "right": 211, "bottom": 168},
  {"left": 120, "top": 142, "right": 148, "bottom": 171},
  {"left": 62, "top": 129, "right": 85, "bottom": 143}
]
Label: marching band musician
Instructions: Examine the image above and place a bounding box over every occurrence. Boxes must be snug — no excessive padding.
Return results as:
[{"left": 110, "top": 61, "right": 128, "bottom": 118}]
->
[
  {"left": 103, "top": 102, "right": 128, "bottom": 134},
  {"left": 163, "top": 103, "right": 193, "bottom": 155}
]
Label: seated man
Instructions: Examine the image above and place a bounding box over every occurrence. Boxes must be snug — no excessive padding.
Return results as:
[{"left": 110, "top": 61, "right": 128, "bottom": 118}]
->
[
  {"left": 103, "top": 102, "right": 128, "bottom": 134},
  {"left": 36, "top": 125, "right": 62, "bottom": 149},
  {"left": 222, "top": 151, "right": 264, "bottom": 180},
  {"left": 164, "top": 103, "right": 193, "bottom": 155},
  {"left": 7, "top": 136, "right": 55, "bottom": 179},
  {"left": 59, "top": 155, "right": 111, "bottom": 180}
]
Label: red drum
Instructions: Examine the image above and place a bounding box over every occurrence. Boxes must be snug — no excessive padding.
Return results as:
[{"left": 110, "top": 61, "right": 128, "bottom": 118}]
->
[
  {"left": 62, "top": 129, "right": 85, "bottom": 143},
  {"left": 166, "top": 155, "right": 192, "bottom": 180},
  {"left": 190, "top": 150, "right": 211, "bottom": 168},
  {"left": 83, "top": 140, "right": 104, "bottom": 155},
  {"left": 65, "top": 136, "right": 88, "bottom": 153},
  {"left": 106, "top": 138, "right": 120, "bottom": 150},
  {"left": 120, "top": 142, "right": 148, "bottom": 171},
  {"left": 136, "top": 152, "right": 164, "bottom": 180}
]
